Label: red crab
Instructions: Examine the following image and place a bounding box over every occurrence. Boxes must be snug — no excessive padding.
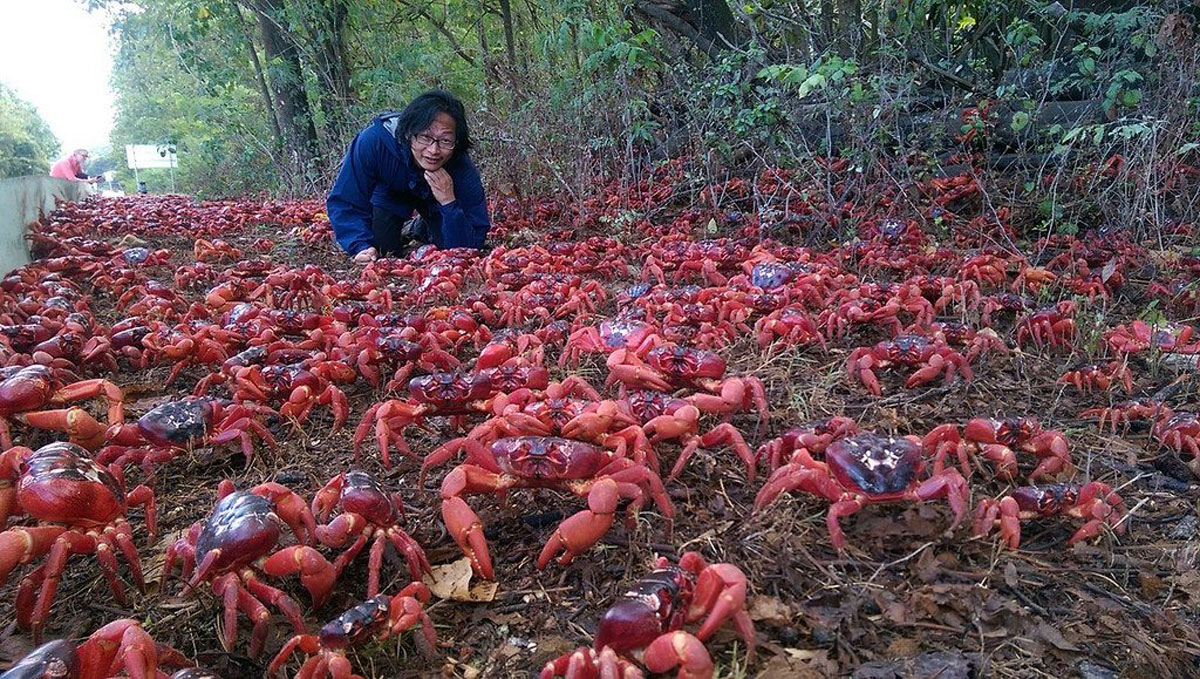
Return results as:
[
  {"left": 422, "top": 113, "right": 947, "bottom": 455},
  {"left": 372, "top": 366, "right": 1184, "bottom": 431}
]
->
[
  {"left": 353, "top": 371, "right": 502, "bottom": 468},
  {"left": 754, "top": 306, "right": 827, "bottom": 351},
  {"left": 1080, "top": 399, "right": 1166, "bottom": 433},
  {"left": 974, "top": 482, "right": 1127, "bottom": 549},
  {"left": 1104, "top": 320, "right": 1200, "bottom": 355},
  {"left": 605, "top": 344, "right": 770, "bottom": 431},
  {"left": 1154, "top": 410, "right": 1200, "bottom": 474},
  {"left": 426, "top": 389, "right": 656, "bottom": 480},
  {"left": 232, "top": 361, "right": 352, "bottom": 430},
  {"left": 0, "top": 364, "right": 125, "bottom": 450},
  {"left": 1057, "top": 360, "right": 1133, "bottom": 394},
  {"left": 311, "top": 469, "right": 432, "bottom": 597},
  {"left": 0, "top": 442, "right": 157, "bottom": 640},
  {"left": 638, "top": 400, "right": 757, "bottom": 482},
  {"left": 540, "top": 551, "right": 756, "bottom": 679},
  {"left": 756, "top": 416, "right": 860, "bottom": 473},
  {"left": 560, "top": 317, "right": 662, "bottom": 367},
  {"left": 268, "top": 583, "right": 437, "bottom": 679},
  {"left": 99, "top": 398, "right": 278, "bottom": 477},
  {"left": 335, "top": 327, "right": 460, "bottom": 392},
  {"left": 924, "top": 416, "right": 1073, "bottom": 482},
  {"left": 846, "top": 335, "right": 973, "bottom": 396},
  {"left": 162, "top": 480, "right": 336, "bottom": 656},
  {"left": 437, "top": 436, "right": 674, "bottom": 579},
  {"left": 1014, "top": 301, "right": 1076, "bottom": 350},
  {"left": 2, "top": 618, "right": 196, "bottom": 679},
  {"left": 754, "top": 433, "right": 969, "bottom": 550}
]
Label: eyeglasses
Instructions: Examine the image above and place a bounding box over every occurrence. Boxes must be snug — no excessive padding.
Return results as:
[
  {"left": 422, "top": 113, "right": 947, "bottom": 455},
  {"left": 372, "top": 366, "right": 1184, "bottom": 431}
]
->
[{"left": 413, "top": 133, "right": 456, "bottom": 151}]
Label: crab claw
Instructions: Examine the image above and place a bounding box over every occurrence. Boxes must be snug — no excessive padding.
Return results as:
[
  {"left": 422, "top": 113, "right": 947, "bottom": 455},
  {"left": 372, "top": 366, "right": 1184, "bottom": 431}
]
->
[
  {"left": 262, "top": 545, "right": 336, "bottom": 607},
  {"left": 641, "top": 631, "right": 713, "bottom": 679},
  {"left": 76, "top": 618, "right": 162, "bottom": 679},
  {"left": 537, "top": 478, "right": 618, "bottom": 570},
  {"left": 442, "top": 496, "right": 493, "bottom": 580}
]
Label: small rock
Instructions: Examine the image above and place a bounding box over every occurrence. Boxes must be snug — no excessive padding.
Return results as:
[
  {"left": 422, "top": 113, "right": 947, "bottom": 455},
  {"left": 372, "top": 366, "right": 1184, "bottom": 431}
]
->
[
  {"left": 852, "top": 661, "right": 899, "bottom": 679},
  {"left": 1078, "top": 660, "right": 1119, "bottom": 679},
  {"left": 811, "top": 626, "right": 837, "bottom": 645},
  {"left": 909, "top": 651, "right": 975, "bottom": 679},
  {"left": 275, "top": 469, "right": 307, "bottom": 486},
  {"left": 778, "top": 626, "right": 801, "bottom": 645},
  {"left": 1170, "top": 515, "right": 1199, "bottom": 540}
]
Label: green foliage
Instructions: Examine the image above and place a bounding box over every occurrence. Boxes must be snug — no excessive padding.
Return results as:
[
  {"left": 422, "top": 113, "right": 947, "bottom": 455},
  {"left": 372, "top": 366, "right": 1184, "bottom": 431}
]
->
[
  {"left": 0, "top": 84, "right": 60, "bottom": 179},
  {"left": 88, "top": 0, "right": 1196, "bottom": 213}
]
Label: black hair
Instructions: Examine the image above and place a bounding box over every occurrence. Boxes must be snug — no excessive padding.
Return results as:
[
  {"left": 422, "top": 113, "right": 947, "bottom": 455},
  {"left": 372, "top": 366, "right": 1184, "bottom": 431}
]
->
[{"left": 396, "top": 89, "right": 472, "bottom": 157}]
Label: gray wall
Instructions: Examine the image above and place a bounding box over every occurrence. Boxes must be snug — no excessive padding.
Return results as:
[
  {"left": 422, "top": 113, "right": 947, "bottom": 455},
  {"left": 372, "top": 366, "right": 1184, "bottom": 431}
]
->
[{"left": 0, "top": 176, "right": 91, "bottom": 275}]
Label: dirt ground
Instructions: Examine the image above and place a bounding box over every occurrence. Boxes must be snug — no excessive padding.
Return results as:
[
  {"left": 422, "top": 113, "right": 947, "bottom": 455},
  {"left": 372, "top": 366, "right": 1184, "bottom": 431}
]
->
[{"left": 2, "top": 184, "right": 1200, "bottom": 679}]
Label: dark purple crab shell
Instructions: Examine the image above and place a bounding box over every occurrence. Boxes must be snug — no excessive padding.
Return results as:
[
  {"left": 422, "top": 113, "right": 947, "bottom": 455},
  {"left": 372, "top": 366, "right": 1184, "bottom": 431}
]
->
[
  {"left": 408, "top": 372, "right": 494, "bottom": 410},
  {"left": 594, "top": 565, "right": 692, "bottom": 653},
  {"left": 194, "top": 491, "right": 281, "bottom": 572},
  {"left": 751, "top": 262, "right": 797, "bottom": 289},
  {"left": 1009, "top": 484, "right": 1080, "bottom": 515},
  {"left": 337, "top": 470, "right": 399, "bottom": 525},
  {"left": 491, "top": 436, "right": 605, "bottom": 480},
  {"left": 0, "top": 639, "right": 79, "bottom": 679},
  {"left": 882, "top": 335, "right": 933, "bottom": 363},
  {"left": 137, "top": 399, "right": 215, "bottom": 448},
  {"left": 318, "top": 595, "right": 391, "bottom": 650},
  {"left": 122, "top": 247, "right": 151, "bottom": 264},
  {"left": 826, "top": 434, "right": 923, "bottom": 496}
]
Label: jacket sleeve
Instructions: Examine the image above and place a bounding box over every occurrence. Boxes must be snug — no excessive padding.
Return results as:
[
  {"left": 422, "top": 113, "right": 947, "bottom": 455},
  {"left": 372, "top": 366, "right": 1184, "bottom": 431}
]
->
[
  {"left": 438, "top": 157, "right": 490, "bottom": 249},
  {"left": 326, "top": 127, "right": 380, "bottom": 255}
]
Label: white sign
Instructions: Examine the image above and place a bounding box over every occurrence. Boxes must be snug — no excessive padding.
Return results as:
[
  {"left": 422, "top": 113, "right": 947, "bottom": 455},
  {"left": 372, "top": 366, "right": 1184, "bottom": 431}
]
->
[{"left": 125, "top": 144, "right": 178, "bottom": 169}]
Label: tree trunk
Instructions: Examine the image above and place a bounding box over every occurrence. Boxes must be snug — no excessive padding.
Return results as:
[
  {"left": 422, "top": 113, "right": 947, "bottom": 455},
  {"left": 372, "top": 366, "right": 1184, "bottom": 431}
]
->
[
  {"left": 250, "top": 0, "right": 319, "bottom": 182},
  {"left": 836, "top": 0, "right": 861, "bottom": 57},
  {"left": 231, "top": 1, "right": 284, "bottom": 151},
  {"left": 632, "top": 0, "right": 740, "bottom": 59},
  {"left": 820, "top": 0, "right": 834, "bottom": 52},
  {"left": 499, "top": 0, "right": 517, "bottom": 70}
]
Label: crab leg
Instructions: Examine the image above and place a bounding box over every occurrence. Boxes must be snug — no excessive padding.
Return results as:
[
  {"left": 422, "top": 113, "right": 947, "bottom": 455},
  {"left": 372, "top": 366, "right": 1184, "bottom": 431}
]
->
[
  {"left": 388, "top": 528, "right": 433, "bottom": 581},
  {"left": 267, "top": 634, "right": 320, "bottom": 679},
  {"left": 25, "top": 531, "right": 98, "bottom": 639}
]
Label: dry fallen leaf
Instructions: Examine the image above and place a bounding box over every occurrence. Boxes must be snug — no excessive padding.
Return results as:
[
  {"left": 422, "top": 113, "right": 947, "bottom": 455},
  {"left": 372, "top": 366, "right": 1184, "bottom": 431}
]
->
[
  {"left": 749, "top": 595, "right": 794, "bottom": 625},
  {"left": 424, "top": 557, "right": 498, "bottom": 602},
  {"left": 1034, "top": 622, "right": 1081, "bottom": 652},
  {"left": 760, "top": 648, "right": 837, "bottom": 679}
]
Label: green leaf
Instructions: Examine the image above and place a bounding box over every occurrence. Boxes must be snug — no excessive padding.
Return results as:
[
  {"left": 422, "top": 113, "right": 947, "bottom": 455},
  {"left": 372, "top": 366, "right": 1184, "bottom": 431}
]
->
[
  {"left": 1122, "top": 89, "right": 1142, "bottom": 107},
  {"left": 1011, "top": 111, "right": 1030, "bottom": 132}
]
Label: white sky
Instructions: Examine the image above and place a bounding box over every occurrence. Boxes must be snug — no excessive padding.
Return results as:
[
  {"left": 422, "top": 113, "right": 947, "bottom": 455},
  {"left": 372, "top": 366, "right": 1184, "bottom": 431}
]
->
[{"left": 0, "top": 0, "right": 116, "bottom": 155}]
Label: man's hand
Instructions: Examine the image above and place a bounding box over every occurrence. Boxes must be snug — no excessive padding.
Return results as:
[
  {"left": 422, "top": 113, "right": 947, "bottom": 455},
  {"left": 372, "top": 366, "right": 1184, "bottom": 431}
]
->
[
  {"left": 353, "top": 246, "right": 378, "bottom": 263},
  {"left": 425, "top": 169, "right": 456, "bottom": 205}
]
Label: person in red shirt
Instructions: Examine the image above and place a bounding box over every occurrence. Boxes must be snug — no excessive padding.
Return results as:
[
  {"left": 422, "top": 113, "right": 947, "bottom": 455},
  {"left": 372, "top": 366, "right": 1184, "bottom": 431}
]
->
[{"left": 49, "top": 149, "right": 100, "bottom": 183}]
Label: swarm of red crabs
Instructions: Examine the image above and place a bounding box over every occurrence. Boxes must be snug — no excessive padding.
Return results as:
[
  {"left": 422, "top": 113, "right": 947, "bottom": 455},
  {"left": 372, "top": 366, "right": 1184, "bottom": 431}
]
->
[{"left": 3, "top": 158, "right": 1191, "bottom": 678}]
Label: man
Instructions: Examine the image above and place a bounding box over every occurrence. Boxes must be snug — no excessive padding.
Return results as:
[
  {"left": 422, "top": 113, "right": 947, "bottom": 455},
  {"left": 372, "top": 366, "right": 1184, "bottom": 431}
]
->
[
  {"left": 327, "top": 90, "right": 490, "bottom": 263},
  {"left": 49, "top": 149, "right": 101, "bottom": 183}
]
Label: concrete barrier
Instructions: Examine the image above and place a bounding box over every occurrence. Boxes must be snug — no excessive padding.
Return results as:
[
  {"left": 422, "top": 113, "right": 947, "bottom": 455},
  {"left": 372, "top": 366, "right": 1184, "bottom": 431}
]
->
[{"left": 0, "top": 176, "right": 92, "bottom": 275}]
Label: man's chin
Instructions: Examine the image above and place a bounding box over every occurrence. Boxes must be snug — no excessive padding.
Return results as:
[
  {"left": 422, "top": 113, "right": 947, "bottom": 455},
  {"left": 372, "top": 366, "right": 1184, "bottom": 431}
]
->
[{"left": 416, "top": 159, "right": 446, "bottom": 171}]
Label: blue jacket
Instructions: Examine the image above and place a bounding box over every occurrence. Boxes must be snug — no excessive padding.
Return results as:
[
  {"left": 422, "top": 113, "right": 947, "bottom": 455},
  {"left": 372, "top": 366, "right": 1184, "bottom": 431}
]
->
[{"left": 326, "top": 113, "right": 490, "bottom": 254}]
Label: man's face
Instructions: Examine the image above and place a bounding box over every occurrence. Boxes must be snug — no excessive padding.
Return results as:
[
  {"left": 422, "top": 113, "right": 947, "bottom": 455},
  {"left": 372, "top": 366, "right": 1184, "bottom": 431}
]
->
[
  {"left": 410, "top": 112, "right": 457, "bottom": 172},
  {"left": 75, "top": 151, "right": 89, "bottom": 163}
]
